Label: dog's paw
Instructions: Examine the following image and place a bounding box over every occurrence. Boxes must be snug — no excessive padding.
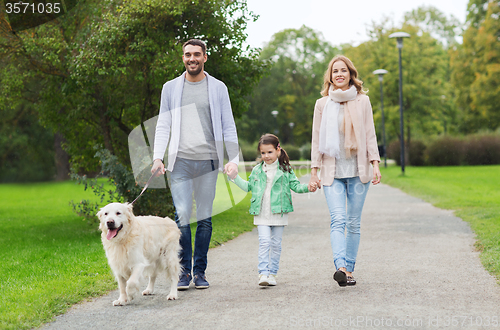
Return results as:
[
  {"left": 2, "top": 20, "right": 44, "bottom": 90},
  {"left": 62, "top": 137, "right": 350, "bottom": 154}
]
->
[
  {"left": 113, "top": 297, "right": 128, "bottom": 306},
  {"left": 142, "top": 289, "right": 154, "bottom": 296},
  {"left": 166, "top": 293, "right": 178, "bottom": 300},
  {"left": 126, "top": 282, "right": 139, "bottom": 301}
]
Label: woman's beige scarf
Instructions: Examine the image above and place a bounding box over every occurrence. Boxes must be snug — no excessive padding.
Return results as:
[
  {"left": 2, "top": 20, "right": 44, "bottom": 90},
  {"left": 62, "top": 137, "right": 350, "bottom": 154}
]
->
[{"left": 319, "top": 85, "right": 359, "bottom": 158}]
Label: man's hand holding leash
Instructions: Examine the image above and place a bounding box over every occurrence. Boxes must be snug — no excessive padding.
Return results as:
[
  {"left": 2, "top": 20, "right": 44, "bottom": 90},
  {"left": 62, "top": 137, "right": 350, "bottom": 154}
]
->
[{"left": 152, "top": 159, "right": 165, "bottom": 176}]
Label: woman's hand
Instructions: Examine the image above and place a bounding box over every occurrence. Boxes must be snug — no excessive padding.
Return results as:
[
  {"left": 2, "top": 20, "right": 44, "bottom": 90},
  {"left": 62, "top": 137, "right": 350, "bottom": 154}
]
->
[
  {"left": 372, "top": 161, "right": 381, "bottom": 185},
  {"left": 309, "top": 168, "right": 321, "bottom": 190}
]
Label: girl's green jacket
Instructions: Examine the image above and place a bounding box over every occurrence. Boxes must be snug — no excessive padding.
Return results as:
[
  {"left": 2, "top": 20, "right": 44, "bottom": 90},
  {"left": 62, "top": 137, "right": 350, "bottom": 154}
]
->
[{"left": 230, "top": 162, "right": 309, "bottom": 215}]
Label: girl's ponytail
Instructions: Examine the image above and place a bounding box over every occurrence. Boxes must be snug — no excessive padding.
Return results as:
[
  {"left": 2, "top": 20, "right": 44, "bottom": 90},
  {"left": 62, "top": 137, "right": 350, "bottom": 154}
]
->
[
  {"left": 257, "top": 133, "right": 292, "bottom": 173},
  {"left": 278, "top": 146, "right": 292, "bottom": 173}
]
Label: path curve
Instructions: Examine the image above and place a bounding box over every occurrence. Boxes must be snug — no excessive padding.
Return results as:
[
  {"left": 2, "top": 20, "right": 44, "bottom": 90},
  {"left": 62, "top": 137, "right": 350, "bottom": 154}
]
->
[{"left": 41, "top": 177, "right": 500, "bottom": 329}]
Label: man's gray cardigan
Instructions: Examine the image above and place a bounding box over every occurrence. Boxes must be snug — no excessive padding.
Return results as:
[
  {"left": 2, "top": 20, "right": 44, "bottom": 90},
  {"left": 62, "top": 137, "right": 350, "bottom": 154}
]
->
[{"left": 153, "top": 71, "right": 239, "bottom": 172}]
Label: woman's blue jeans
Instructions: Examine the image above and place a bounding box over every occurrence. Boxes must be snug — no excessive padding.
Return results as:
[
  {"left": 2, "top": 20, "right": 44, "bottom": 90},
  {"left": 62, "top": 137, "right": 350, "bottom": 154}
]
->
[
  {"left": 257, "top": 225, "right": 284, "bottom": 276},
  {"left": 169, "top": 158, "right": 218, "bottom": 276},
  {"left": 323, "top": 177, "right": 370, "bottom": 273}
]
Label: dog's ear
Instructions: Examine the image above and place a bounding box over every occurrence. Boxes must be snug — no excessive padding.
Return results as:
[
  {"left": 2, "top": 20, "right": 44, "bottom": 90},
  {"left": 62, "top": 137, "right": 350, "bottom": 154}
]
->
[
  {"left": 124, "top": 203, "right": 135, "bottom": 221},
  {"left": 96, "top": 208, "right": 104, "bottom": 220},
  {"left": 96, "top": 208, "right": 105, "bottom": 231}
]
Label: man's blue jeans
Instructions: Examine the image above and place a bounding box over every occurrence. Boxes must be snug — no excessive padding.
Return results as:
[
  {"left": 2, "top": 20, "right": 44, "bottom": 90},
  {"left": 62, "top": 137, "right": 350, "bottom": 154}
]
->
[
  {"left": 169, "top": 158, "right": 218, "bottom": 276},
  {"left": 323, "top": 176, "right": 370, "bottom": 273}
]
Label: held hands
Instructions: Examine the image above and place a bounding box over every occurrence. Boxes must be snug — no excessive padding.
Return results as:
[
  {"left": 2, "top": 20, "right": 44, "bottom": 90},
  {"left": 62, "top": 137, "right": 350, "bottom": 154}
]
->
[
  {"left": 224, "top": 162, "right": 238, "bottom": 180},
  {"left": 308, "top": 172, "right": 321, "bottom": 192},
  {"left": 308, "top": 181, "right": 319, "bottom": 192},
  {"left": 151, "top": 159, "right": 165, "bottom": 176}
]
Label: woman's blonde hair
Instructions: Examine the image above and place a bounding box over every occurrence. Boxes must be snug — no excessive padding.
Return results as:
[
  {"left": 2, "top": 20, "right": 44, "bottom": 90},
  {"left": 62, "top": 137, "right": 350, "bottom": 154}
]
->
[{"left": 321, "top": 55, "right": 366, "bottom": 96}]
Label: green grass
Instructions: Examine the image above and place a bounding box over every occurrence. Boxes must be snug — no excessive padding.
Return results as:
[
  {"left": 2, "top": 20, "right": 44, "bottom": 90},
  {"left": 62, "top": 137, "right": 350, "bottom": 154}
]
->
[
  {"left": 195, "top": 172, "right": 254, "bottom": 248},
  {"left": 380, "top": 164, "right": 500, "bottom": 279},
  {"left": 0, "top": 181, "right": 115, "bottom": 330},
  {"left": 0, "top": 168, "right": 306, "bottom": 329},
  {"left": 0, "top": 178, "right": 254, "bottom": 330}
]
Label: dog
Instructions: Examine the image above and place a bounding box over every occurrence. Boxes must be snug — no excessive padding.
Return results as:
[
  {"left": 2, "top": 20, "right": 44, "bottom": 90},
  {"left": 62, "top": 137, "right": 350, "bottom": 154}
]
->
[{"left": 96, "top": 202, "right": 181, "bottom": 306}]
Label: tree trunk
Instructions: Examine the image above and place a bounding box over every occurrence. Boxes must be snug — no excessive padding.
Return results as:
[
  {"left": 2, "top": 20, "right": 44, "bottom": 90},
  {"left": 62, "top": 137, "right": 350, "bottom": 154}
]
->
[
  {"left": 54, "top": 132, "right": 70, "bottom": 181},
  {"left": 100, "top": 113, "right": 114, "bottom": 153}
]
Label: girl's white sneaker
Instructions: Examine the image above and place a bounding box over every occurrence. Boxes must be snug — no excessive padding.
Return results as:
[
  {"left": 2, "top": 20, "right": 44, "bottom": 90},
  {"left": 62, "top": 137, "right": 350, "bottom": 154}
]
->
[
  {"left": 268, "top": 274, "right": 277, "bottom": 286},
  {"left": 259, "top": 274, "right": 269, "bottom": 286}
]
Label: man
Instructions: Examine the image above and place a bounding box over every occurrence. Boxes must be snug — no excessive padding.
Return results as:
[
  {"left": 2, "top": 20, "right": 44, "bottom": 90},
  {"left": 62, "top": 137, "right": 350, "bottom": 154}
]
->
[{"left": 151, "top": 39, "right": 239, "bottom": 290}]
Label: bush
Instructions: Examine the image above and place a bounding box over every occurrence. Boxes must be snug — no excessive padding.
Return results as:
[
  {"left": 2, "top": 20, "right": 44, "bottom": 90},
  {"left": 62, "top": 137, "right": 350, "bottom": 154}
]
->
[
  {"left": 386, "top": 139, "right": 426, "bottom": 166},
  {"left": 301, "top": 143, "right": 311, "bottom": 160},
  {"left": 426, "top": 136, "right": 463, "bottom": 166},
  {"left": 409, "top": 140, "right": 427, "bottom": 166},
  {"left": 282, "top": 144, "right": 301, "bottom": 160},
  {"left": 241, "top": 144, "right": 259, "bottom": 161},
  {"left": 387, "top": 140, "right": 401, "bottom": 165},
  {"left": 70, "top": 146, "right": 175, "bottom": 226},
  {"left": 463, "top": 134, "right": 500, "bottom": 165},
  {"left": 386, "top": 134, "right": 500, "bottom": 167}
]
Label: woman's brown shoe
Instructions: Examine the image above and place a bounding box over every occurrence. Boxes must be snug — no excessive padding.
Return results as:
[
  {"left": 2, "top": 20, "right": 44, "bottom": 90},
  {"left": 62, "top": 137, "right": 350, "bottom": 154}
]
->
[
  {"left": 346, "top": 276, "right": 356, "bottom": 286},
  {"left": 333, "top": 270, "right": 347, "bottom": 287}
]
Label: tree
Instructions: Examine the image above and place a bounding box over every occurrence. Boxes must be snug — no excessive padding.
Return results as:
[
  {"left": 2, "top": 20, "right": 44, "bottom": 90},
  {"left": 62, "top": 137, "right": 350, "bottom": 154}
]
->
[
  {"left": 0, "top": 0, "right": 106, "bottom": 176},
  {"left": 466, "top": 0, "right": 491, "bottom": 28},
  {"left": 0, "top": 0, "right": 267, "bottom": 173},
  {"left": 343, "top": 7, "right": 459, "bottom": 164},
  {"left": 404, "top": 5, "right": 463, "bottom": 47},
  {"left": 240, "top": 25, "right": 338, "bottom": 146},
  {"left": 451, "top": 0, "right": 500, "bottom": 132},
  {"left": 469, "top": 1, "right": 500, "bottom": 130},
  {"left": 0, "top": 100, "right": 56, "bottom": 182}
]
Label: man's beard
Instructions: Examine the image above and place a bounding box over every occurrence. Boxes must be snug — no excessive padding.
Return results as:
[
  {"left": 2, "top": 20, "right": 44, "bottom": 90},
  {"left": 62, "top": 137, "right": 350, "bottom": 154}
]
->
[{"left": 185, "top": 61, "right": 203, "bottom": 76}]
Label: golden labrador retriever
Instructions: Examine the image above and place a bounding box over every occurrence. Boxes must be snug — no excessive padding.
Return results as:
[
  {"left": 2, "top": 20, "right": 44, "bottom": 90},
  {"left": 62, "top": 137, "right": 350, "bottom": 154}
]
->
[{"left": 97, "top": 203, "right": 180, "bottom": 306}]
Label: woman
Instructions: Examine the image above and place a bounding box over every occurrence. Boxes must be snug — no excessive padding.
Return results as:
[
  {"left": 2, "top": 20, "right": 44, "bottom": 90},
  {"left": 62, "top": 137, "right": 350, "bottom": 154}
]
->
[{"left": 309, "top": 55, "right": 381, "bottom": 287}]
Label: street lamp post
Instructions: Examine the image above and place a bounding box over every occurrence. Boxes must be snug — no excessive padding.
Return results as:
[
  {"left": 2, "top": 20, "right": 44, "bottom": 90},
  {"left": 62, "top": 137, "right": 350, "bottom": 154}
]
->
[
  {"left": 372, "top": 69, "right": 388, "bottom": 168},
  {"left": 288, "top": 122, "right": 295, "bottom": 145},
  {"left": 441, "top": 95, "right": 447, "bottom": 135},
  {"left": 271, "top": 110, "right": 279, "bottom": 135},
  {"left": 389, "top": 31, "right": 410, "bottom": 175}
]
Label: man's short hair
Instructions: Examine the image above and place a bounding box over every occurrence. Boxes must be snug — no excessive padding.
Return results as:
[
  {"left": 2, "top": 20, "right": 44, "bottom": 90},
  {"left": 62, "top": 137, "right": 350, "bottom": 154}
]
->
[{"left": 182, "top": 39, "right": 206, "bottom": 54}]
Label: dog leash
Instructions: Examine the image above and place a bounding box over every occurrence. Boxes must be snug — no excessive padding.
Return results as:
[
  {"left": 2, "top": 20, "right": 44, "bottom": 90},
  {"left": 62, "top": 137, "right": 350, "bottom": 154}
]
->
[{"left": 131, "top": 167, "right": 161, "bottom": 205}]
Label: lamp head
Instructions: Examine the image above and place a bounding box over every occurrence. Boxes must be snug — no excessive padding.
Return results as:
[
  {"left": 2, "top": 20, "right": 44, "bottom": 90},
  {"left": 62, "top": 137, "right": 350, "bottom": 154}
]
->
[
  {"left": 373, "top": 69, "right": 388, "bottom": 82},
  {"left": 389, "top": 32, "right": 410, "bottom": 49}
]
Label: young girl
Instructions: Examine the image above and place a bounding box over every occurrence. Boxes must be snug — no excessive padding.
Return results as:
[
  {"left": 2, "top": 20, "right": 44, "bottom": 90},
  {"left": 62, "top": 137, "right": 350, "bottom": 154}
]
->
[{"left": 228, "top": 134, "right": 316, "bottom": 286}]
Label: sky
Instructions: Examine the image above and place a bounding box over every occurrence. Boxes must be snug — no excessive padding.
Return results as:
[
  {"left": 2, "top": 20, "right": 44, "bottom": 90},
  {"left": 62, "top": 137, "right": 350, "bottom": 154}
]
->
[{"left": 244, "top": 0, "right": 470, "bottom": 49}]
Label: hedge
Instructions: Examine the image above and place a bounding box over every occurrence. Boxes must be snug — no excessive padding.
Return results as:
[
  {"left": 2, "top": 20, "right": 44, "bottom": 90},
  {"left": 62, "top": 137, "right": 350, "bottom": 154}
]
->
[{"left": 386, "top": 134, "right": 500, "bottom": 166}]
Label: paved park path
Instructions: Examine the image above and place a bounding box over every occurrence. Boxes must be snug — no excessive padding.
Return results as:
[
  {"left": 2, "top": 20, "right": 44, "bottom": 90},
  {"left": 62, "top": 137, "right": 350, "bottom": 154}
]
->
[{"left": 42, "top": 176, "right": 500, "bottom": 329}]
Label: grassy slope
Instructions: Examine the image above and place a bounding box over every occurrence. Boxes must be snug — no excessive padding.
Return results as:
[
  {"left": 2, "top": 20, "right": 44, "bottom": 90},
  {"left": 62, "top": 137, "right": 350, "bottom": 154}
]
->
[
  {"left": 0, "top": 181, "right": 115, "bottom": 329},
  {"left": 0, "top": 178, "right": 254, "bottom": 329},
  {"left": 380, "top": 165, "right": 500, "bottom": 278}
]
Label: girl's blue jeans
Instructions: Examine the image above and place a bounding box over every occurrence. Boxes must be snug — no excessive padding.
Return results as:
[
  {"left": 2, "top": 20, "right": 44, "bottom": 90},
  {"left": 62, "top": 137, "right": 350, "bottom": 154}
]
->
[
  {"left": 257, "top": 225, "right": 284, "bottom": 276},
  {"left": 323, "top": 176, "right": 370, "bottom": 273}
]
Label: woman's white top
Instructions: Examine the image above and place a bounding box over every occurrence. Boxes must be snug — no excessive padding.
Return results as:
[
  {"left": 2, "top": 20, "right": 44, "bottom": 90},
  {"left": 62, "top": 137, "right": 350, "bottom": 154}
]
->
[
  {"left": 254, "top": 159, "right": 289, "bottom": 226},
  {"left": 335, "top": 104, "right": 359, "bottom": 179}
]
